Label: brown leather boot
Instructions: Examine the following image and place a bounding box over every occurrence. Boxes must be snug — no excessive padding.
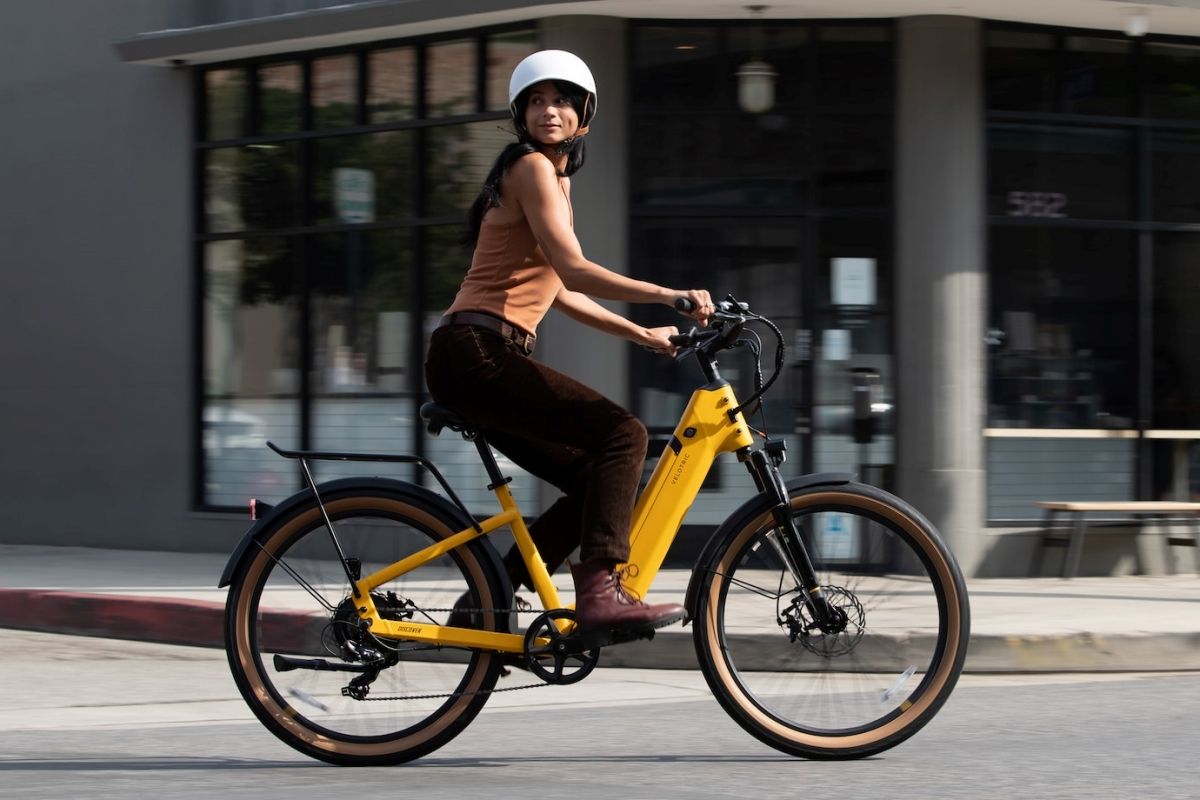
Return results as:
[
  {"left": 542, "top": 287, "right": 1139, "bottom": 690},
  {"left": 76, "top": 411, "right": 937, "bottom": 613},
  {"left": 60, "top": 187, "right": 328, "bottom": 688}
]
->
[{"left": 570, "top": 559, "right": 685, "bottom": 632}]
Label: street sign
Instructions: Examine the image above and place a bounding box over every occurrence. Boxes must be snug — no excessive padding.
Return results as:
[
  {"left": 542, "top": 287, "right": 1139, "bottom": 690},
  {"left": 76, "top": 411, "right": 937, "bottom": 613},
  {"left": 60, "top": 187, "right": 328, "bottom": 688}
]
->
[{"left": 333, "top": 167, "right": 375, "bottom": 224}]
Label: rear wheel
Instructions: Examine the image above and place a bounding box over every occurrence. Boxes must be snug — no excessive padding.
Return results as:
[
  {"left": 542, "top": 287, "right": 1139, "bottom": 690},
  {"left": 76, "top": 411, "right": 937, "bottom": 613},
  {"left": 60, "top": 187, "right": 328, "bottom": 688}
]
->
[
  {"left": 693, "top": 482, "right": 970, "bottom": 759},
  {"left": 224, "top": 489, "right": 504, "bottom": 765}
]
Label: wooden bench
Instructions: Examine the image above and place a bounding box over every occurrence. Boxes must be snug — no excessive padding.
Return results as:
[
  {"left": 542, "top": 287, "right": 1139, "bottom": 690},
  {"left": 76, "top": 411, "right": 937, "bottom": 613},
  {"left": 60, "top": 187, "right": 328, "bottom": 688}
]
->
[{"left": 1033, "top": 501, "right": 1200, "bottom": 578}]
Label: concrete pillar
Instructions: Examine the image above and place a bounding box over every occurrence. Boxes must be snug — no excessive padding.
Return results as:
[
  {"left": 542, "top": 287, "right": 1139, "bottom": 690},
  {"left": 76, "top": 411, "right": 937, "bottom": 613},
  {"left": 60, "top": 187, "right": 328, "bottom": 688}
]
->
[
  {"left": 895, "top": 16, "right": 987, "bottom": 575},
  {"left": 535, "top": 16, "right": 630, "bottom": 403},
  {"left": 532, "top": 16, "right": 630, "bottom": 518}
]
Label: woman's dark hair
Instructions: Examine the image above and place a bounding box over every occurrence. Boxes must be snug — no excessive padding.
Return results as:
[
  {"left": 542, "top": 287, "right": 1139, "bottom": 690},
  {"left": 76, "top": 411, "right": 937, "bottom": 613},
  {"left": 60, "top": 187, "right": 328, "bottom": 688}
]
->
[{"left": 464, "top": 80, "right": 589, "bottom": 247}]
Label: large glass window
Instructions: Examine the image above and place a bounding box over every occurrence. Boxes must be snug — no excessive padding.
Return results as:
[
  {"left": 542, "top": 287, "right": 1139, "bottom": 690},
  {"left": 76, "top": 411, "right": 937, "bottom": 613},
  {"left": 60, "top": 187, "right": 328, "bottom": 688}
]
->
[
  {"left": 1151, "top": 233, "right": 1200, "bottom": 501},
  {"left": 203, "top": 238, "right": 300, "bottom": 506},
  {"left": 198, "top": 27, "right": 537, "bottom": 509},
  {"left": 985, "top": 25, "right": 1200, "bottom": 515},
  {"left": 1146, "top": 42, "right": 1200, "bottom": 120},
  {"left": 988, "top": 124, "right": 1133, "bottom": 220},
  {"left": 630, "top": 21, "right": 894, "bottom": 503},
  {"left": 988, "top": 228, "right": 1137, "bottom": 430}
]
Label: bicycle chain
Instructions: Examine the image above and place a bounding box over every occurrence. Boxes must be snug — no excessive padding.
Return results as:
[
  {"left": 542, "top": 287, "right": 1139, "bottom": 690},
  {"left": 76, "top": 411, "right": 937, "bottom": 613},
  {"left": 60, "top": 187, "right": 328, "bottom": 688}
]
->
[{"left": 357, "top": 604, "right": 555, "bottom": 701}]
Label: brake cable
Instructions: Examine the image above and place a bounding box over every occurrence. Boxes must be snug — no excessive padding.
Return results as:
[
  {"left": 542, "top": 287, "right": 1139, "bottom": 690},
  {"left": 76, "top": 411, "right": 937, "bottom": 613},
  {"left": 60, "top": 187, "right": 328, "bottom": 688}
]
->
[{"left": 728, "top": 311, "right": 785, "bottom": 420}]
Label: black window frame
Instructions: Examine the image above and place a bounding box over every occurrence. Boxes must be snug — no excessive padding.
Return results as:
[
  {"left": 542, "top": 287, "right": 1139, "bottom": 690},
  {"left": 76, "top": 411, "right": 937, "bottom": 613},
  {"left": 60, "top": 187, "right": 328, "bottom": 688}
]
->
[
  {"left": 192, "top": 23, "right": 536, "bottom": 511},
  {"left": 627, "top": 18, "right": 896, "bottom": 479},
  {"left": 984, "top": 21, "right": 1200, "bottom": 513}
]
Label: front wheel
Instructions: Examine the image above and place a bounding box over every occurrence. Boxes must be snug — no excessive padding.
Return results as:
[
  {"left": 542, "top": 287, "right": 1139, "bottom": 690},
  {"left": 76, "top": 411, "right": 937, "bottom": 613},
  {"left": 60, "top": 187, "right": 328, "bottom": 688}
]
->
[{"left": 692, "top": 481, "right": 970, "bottom": 759}]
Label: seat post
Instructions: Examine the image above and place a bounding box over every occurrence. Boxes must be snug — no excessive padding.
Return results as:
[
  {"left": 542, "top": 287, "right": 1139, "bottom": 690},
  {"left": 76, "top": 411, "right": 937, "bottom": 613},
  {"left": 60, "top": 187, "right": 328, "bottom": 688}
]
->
[{"left": 472, "top": 434, "right": 509, "bottom": 489}]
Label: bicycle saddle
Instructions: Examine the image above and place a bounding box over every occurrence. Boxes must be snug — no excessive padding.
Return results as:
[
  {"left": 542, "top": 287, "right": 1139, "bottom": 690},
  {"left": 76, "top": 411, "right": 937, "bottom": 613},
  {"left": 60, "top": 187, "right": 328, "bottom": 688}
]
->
[{"left": 420, "top": 402, "right": 478, "bottom": 437}]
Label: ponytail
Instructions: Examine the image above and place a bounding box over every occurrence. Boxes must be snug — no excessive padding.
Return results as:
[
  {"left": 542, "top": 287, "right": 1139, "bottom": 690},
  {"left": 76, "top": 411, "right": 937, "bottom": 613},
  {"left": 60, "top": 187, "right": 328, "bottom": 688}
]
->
[{"left": 463, "top": 80, "right": 589, "bottom": 247}]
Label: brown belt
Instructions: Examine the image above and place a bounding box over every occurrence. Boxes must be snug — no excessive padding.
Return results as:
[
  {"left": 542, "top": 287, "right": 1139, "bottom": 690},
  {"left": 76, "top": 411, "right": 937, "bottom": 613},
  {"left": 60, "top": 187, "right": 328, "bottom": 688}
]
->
[{"left": 437, "top": 311, "right": 537, "bottom": 355}]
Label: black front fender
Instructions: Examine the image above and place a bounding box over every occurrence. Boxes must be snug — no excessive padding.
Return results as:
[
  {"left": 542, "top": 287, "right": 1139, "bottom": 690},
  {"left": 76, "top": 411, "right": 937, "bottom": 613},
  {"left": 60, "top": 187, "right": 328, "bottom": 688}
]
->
[
  {"left": 682, "top": 472, "right": 852, "bottom": 622},
  {"left": 217, "top": 477, "right": 477, "bottom": 588}
]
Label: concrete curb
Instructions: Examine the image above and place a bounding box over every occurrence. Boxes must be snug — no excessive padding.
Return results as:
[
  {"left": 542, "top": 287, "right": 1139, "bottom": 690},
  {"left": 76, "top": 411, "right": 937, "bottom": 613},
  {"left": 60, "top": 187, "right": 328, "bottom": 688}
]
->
[
  {"left": 2, "top": 589, "right": 1198, "bottom": 672},
  {"left": 0, "top": 590, "right": 225, "bottom": 649}
]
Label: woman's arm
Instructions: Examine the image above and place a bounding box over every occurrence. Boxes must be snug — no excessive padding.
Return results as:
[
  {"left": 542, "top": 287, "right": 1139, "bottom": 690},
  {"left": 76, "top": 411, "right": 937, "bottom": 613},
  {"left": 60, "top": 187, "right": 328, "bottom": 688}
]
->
[
  {"left": 552, "top": 287, "right": 681, "bottom": 353},
  {"left": 507, "top": 154, "right": 711, "bottom": 319}
]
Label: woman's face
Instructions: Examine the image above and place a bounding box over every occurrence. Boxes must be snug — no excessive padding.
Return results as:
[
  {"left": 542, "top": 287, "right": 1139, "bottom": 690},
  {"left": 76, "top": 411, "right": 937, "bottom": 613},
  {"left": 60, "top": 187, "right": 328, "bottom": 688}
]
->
[{"left": 523, "top": 81, "right": 580, "bottom": 146}]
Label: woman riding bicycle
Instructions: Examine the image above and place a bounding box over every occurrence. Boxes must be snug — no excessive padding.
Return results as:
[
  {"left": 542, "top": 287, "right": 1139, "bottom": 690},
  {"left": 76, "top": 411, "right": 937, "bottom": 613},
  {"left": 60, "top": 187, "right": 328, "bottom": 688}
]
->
[{"left": 424, "top": 50, "right": 713, "bottom": 633}]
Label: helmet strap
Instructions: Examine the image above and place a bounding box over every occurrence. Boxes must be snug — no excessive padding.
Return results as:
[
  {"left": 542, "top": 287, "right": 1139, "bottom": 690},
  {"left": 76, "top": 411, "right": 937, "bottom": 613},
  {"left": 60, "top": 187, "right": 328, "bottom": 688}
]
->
[{"left": 554, "top": 124, "right": 589, "bottom": 155}]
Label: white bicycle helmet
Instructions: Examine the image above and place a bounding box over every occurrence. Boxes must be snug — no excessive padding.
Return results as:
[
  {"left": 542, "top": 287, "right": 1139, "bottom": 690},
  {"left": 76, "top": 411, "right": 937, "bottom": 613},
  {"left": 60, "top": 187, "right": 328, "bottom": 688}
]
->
[{"left": 508, "top": 49, "right": 597, "bottom": 127}]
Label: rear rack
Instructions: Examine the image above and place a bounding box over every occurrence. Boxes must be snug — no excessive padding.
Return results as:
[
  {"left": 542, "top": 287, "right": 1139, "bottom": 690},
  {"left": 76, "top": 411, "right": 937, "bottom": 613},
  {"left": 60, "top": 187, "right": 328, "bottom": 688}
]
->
[{"left": 265, "top": 441, "right": 480, "bottom": 532}]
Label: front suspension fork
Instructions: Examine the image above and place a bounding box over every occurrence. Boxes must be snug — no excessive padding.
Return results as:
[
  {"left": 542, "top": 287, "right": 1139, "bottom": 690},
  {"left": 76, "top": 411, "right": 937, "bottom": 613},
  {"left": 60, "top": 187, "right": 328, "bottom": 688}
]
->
[{"left": 746, "top": 448, "right": 841, "bottom": 632}]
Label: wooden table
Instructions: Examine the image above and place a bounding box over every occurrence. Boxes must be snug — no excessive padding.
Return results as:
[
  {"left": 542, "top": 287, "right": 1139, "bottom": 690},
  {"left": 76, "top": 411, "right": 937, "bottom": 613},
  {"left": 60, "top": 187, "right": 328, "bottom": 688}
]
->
[{"left": 1033, "top": 501, "right": 1200, "bottom": 578}]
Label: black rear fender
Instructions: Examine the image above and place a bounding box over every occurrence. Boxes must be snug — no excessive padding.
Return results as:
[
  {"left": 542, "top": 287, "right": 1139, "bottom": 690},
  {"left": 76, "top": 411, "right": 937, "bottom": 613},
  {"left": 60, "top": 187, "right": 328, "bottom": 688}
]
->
[{"left": 217, "top": 478, "right": 511, "bottom": 613}]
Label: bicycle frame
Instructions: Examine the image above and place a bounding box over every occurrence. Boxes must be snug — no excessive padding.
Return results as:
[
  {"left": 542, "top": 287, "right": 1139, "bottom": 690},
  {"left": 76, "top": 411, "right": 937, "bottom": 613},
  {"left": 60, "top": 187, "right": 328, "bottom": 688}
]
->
[{"left": 351, "top": 381, "right": 755, "bottom": 653}]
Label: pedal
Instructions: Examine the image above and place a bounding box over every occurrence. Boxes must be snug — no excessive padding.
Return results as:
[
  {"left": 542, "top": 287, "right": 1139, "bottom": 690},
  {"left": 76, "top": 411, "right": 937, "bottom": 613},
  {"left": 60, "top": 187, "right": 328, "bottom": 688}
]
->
[{"left": 577, "top": 625, "right": 656, "bottom": 650}]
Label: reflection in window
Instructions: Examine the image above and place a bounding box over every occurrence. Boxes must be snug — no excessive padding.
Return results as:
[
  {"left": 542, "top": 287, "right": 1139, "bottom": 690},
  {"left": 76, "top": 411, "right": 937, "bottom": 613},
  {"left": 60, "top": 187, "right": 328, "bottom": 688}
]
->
[
  {"left": 203, "top": 238, "right": 300, "bottom": 505},
  {"left": 309, "top": 230, "right": 415, "bottom": 482},
  {"left": 487, "top": 30, "right": 537, "bottom": 110},
  {"left": 1153, "top": 233, "right": 1200, "bottom": 429},
  {"left": 424, "top": 225, "right": 472, "bottom": 318},
  {"left": 197, "top": 28, "right": 537, "bottom": 509},
  {"left": 988, "top": 124, "right": 1133, "bottom": 220},
  {"left": 309, "top": 230, "right": 412, "bottom": 395},
  {"left": 205, "top": 68, "right": 246, "bottom": 140},
  {"left": 631, "top": 113, "right": 809, "bottom": 208},
  {"left": 1146, "top": 42, "right": 1200, "bottom": 120},
  {"left": 817, "top": 115, "right": 889, "bottom": 208},
  {"left": 424, "top": 122, "right": 517, "bottom": 216},
  {"left": 813, "top": 218, "right": 893, "bottom": 478},
  {"left": 312, "top": 54, "right": 357, "bottom": 129},
  {"left": 631, "top": 27, "right": 722, "bottom": 110},
  {"left": 986, "top": 29, "right": 1055, "bottom": 112},
  {"left": 988, "top": 227, "right": 1136, "bottom": 429},
  {"left": 727, "top": 25, "right": 809, "bottom": 111},
  {"left": 630, "top": 23, "right": 890, "bottom": 210},
  {"left": 815, "top": 25, "right": 892, "bottom": 114},
  {"left": 205, "top": 144, "right": 298, "bottom": 233},
  {"left": 1152, "top": 131, "right": 1200, "bottom": 222},
  {"left": 1062, "top": 36, "right": 1132, "bottom": 116},
  {"left": 312, "top": 132, "right": 414, "bottom": 224},
  {"left": 427, "top": 39, "right": 476, "bottom": 116},
  {"left": 257, "top": 62, "right": 302, "bottom": 135},
  {"left": 368, "top": 47, "right": 416, "bottom": 123}
]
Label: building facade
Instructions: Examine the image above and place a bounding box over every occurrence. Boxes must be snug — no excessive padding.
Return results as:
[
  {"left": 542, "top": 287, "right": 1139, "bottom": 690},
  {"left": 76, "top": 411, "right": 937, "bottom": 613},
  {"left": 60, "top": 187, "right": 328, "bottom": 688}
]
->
[{"left": 4, "top": 0, "right": 1200, "bottom": 576}]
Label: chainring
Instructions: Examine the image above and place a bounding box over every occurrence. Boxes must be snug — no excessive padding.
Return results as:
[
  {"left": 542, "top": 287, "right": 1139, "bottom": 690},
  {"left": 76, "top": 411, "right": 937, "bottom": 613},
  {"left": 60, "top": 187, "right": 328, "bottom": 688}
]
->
[{"left": 522, "top": 609, "right": 600, "bottom": 685}]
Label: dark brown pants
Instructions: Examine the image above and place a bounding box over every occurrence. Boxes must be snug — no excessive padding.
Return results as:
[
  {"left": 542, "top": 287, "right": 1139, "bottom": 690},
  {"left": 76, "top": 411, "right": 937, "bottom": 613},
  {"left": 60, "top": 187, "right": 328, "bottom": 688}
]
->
[{"left": 424, "top": 323, "right": 647, "bottom": 587}]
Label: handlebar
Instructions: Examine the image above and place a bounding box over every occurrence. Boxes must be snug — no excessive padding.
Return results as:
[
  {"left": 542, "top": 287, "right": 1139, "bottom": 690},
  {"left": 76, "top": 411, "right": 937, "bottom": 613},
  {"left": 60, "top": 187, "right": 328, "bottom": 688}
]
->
[
  {"left": 674, "top": 297, "right": 748, "bottom": 315},
  {"left": 665, "top": 294, "right": 787, "bottom": 420}
]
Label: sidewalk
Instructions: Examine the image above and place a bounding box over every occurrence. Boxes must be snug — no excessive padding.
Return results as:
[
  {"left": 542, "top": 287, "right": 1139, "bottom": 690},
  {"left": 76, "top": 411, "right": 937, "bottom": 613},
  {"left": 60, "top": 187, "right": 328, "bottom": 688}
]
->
[{"left": 1, "top": 544, "right": 1197, "bottom": 672}]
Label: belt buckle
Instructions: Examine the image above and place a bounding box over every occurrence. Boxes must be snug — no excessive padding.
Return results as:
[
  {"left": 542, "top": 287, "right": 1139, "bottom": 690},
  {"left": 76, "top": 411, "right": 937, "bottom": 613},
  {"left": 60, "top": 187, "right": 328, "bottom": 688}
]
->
[{"left": 517, "top": 332, "right": 534, "bottom": 354}]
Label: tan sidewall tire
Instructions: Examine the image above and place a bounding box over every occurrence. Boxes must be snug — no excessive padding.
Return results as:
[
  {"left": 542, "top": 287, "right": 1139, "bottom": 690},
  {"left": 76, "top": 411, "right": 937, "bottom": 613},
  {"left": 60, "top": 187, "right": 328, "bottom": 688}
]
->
[
  {"left": 226, "top": 493, "right": 501, "bottom": 765},
  {"left": 697, "top": 486, "right": 968, "bottom": 758}
]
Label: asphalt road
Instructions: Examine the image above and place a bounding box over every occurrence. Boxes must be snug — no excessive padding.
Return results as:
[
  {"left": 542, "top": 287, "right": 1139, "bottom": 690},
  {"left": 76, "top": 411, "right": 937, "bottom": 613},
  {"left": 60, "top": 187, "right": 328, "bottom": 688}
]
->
[{"left": 0, "top": 630, "right": 1196, "bottom": 799}]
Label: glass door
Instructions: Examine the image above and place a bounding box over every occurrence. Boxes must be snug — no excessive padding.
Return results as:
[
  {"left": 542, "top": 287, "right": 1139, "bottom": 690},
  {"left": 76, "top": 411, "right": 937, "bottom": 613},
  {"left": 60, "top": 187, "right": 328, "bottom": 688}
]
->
[{"left": 629, "top": 219, "right": 811, "bottom": 525}]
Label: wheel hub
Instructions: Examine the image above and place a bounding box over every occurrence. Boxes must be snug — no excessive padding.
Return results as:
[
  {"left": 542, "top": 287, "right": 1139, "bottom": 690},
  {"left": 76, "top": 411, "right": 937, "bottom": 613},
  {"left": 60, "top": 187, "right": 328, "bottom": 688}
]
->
[{"left": 779, "top": 585, "right": 867, "bottom": 657}]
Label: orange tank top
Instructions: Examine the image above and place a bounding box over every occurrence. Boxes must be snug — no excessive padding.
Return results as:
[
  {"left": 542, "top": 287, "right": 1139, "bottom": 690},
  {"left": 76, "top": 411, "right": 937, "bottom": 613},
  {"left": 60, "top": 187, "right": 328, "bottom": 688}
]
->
[{"left": 446, "top": 197, "right": 566, "bottom": 336}]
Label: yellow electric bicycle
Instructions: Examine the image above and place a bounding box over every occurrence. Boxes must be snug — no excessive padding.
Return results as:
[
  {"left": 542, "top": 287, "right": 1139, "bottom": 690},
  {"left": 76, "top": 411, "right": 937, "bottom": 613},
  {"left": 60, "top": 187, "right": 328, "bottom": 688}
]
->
[{"left": 219, "top": 297, "right": 970, "bottom": 766}]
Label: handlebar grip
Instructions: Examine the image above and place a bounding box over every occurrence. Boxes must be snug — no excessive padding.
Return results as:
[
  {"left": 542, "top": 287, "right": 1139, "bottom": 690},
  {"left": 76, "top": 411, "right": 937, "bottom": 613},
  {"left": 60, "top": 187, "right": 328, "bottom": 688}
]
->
[
  {"left": 674, "top": 297, "right": 695, "bottom": 314},
  {"left": 668, "top": 331, "right": 691, "bottom": 346}
]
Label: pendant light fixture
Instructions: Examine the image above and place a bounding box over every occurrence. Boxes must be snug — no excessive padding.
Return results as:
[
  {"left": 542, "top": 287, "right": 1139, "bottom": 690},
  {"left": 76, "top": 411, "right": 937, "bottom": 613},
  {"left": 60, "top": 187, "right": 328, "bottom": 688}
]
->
[{"left": 736, "top": 5, "right": 776, "bottom": 113}]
